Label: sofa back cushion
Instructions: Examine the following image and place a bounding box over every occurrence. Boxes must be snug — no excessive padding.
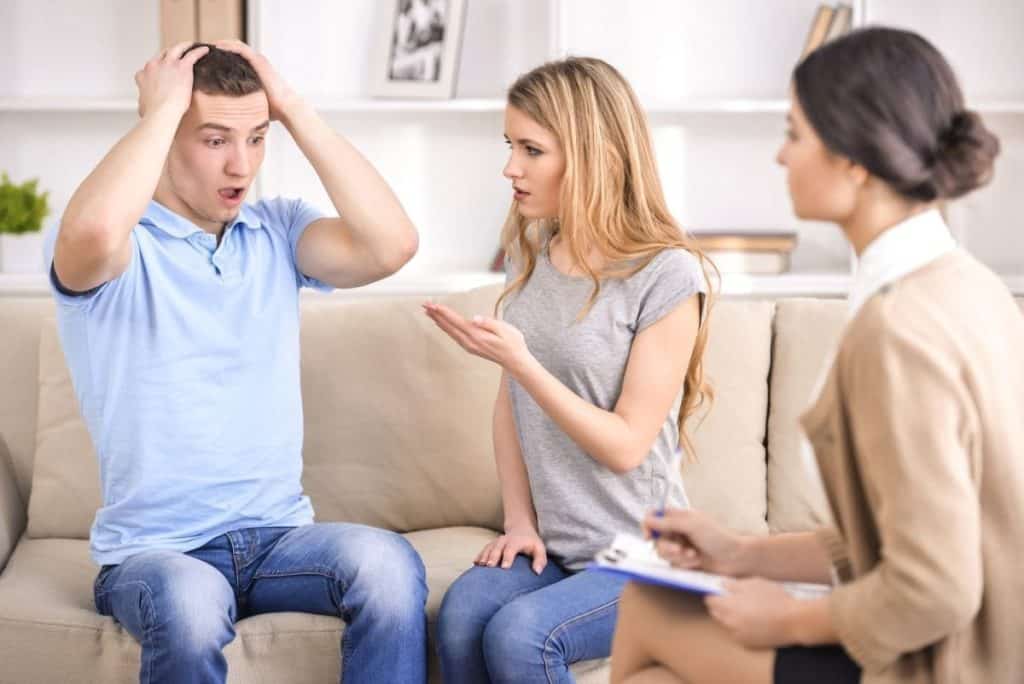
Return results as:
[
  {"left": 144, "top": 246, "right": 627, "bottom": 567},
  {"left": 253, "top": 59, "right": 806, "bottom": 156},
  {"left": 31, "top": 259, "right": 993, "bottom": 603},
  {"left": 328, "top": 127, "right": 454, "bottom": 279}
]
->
[
  {"left": 298, "top": 291, "right": 777, "bottom": 536},
  {"left": 297, "top": 286, "right": 504, "bottom": 532},
  {"left": 0, "top": 298, "right": 51, "bottom": 505},
  {"left": 26, "top": 287, "right": 775, "bottom": 540},
  {"left": 766, "top": 299, "right": 846, "bottom": 532},
  {"left": 682, "top": 300, "right": 774, "bottom": 535},
  {"left": 18, "top": 292, "right": 1024, "bottom": 541},
  {"left": 26, "top": 320, "right": 100, "bottom": 538}
]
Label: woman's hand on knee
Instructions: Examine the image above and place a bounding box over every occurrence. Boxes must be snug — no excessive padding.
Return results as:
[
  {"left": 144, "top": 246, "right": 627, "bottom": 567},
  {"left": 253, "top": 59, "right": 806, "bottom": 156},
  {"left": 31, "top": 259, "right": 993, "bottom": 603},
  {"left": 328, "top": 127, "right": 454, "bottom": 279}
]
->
[{"left": 474, "top": 527, "right": 548, "bottom": 574}]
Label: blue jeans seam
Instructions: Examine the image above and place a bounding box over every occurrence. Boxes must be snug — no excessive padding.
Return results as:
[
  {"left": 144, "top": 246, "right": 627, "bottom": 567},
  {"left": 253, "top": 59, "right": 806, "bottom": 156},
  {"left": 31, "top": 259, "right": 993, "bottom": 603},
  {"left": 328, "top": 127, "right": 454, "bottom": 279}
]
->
[
  {"left": 248, "top": 567, "right": 341, "bottom": 583},
  {"left": 248, "top": 530, "right": 259, "bottom": 561},
  {"left": 137, "top": 581, "right": 156, "bottom": 684},
  {"left": 93, "top": 567, "right": 117, "bottom": 612},
  {"left": 541, "top": 596, "right": 621, "bottom": 684},
  {"left": 341, "top": 610, "right": 355, "bottom": 675},
  {"left": 226, "top": 532, "right": 245, "bottom": 594},
  {"left": 93, "top": 588, "right": 109, "bottom": 613}
]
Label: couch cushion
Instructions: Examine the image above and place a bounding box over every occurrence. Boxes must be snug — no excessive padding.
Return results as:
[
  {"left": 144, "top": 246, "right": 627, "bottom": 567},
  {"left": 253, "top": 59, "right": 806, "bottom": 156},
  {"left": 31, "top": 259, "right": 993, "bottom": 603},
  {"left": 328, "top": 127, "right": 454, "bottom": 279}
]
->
[
  {"left": 0, "top": 528, "right": 608, "bottom": 682},
  {"left": 0, "top": 298, "right": 51, "bottom": 506},
  {"left": 766, "top": 299, "right": 846, "bottom": 533},
  {"left": 0, "top": 536, "right": 343, "bottom": 683},
  {"left": 299, "top": 286, "right": 504, "bottom": 532},
  {"left": 681, "top": 299, "right": 775, "bottom": 535},
  {"left": 26, "top": 318, "right": 100, "bottom": 538}
]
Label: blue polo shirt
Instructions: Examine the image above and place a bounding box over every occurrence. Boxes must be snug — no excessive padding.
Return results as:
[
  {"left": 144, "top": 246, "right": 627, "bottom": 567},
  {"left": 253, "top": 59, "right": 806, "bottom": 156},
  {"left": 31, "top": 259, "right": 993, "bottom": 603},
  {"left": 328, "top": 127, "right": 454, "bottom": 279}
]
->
[{"left": 45, "top": 198, "right": 332, "bottom": 565}]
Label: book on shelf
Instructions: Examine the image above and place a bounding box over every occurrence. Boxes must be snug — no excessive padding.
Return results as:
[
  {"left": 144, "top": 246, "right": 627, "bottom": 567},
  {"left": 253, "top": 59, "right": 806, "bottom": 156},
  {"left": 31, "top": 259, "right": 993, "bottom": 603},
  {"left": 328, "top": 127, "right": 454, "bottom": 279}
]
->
[
  {"left": 705, "top": 250, "right": 791, "bottom": 275},
  {"left": 197, "top": 0, "right": 246, "bottom": 43},
  {"left": 160, "top": 0, "right": 197, "bottom": 49},
  {"left": 591, "top": 533, "right": 832, "bottom": 600},
  {"left": 801, "top": 3, "right": 853, "bottom": 60},
  {"left": 823, "top": 4, "right": 853, "bottom": 44},
  {"left": 160, "top": 0, "right": 245, "bottom": 49},
  {"left": 691, "top": 230, "right": 798, "bottom": 275},
  {"left": 690, "top": 231, "right": 798, "bottom": 253}
]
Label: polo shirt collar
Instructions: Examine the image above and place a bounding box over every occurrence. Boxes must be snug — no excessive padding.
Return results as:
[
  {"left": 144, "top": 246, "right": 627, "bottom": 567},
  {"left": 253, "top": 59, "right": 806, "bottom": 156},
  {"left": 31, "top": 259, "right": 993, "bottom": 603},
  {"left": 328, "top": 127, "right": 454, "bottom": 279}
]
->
[{"left": 140, "top": 200, "right": 264, "bottom": 239}]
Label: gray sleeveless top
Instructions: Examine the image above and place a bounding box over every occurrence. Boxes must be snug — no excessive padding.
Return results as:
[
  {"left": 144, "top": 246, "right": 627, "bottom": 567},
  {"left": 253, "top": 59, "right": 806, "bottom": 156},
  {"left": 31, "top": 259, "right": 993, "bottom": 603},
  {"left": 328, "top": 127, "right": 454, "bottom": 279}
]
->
[{"left": 502, "top": 243, "right": 706, "bottom": 569}]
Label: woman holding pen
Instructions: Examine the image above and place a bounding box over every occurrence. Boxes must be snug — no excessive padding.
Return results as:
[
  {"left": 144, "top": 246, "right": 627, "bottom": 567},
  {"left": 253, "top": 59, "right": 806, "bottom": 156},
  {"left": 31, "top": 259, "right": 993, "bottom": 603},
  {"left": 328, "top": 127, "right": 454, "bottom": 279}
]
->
[{"left": 610, "top": 26, "right": 1022, "bottom": 684}]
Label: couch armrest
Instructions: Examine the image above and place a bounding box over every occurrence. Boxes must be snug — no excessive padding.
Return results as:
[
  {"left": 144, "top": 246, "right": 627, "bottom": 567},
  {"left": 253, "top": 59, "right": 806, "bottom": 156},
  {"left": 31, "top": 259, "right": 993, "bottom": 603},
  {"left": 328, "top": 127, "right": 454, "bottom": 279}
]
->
[{"left": 0, "top": 446, "right": 26, "bottom": 571}]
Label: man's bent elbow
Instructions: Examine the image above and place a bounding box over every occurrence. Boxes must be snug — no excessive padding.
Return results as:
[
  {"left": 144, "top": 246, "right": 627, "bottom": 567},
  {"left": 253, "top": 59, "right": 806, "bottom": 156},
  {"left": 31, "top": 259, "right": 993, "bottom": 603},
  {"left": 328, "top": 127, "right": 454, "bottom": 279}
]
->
[{"left": 382, "top": 223, "right": 419, "bottom": 275}]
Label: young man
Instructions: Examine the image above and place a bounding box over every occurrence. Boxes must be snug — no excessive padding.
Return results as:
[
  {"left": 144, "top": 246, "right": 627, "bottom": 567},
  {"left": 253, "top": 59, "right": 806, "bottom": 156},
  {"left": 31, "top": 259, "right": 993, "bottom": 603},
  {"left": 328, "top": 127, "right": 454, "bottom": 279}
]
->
[{"left": 46, "top": 42, "right": 426, "bottom": 683}]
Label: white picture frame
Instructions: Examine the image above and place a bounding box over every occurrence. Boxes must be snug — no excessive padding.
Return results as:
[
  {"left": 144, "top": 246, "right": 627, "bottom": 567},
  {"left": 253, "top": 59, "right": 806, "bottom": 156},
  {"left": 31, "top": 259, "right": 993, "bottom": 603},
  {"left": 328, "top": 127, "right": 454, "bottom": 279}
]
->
[{"left": 370, "top": 0, "right": 468, "bottom": 99}]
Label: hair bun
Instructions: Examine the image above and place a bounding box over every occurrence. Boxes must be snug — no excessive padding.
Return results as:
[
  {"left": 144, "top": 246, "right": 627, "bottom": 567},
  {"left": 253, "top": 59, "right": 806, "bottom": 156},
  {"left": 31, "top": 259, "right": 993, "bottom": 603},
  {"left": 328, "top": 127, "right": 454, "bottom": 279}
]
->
[
  {"left": 939, "top": 112, "right": 975, "bottom": 153},
  {"left": 930, "top": 110, "right": 1000, "bottom": 200}
]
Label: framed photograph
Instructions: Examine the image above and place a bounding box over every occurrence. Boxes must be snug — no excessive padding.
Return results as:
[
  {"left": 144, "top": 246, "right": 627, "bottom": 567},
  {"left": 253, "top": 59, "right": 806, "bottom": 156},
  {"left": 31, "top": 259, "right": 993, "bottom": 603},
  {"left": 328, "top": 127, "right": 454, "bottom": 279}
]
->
[{"left": 371, "top": 0, "right": 468, "bottom": 99}]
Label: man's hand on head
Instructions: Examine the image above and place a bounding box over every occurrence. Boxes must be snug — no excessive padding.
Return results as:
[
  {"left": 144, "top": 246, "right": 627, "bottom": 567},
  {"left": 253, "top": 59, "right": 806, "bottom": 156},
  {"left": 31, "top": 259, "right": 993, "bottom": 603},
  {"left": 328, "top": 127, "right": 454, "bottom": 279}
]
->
[
  {"left": 135, "top": 42, "right": 210, "bottom": 120},
  {"left": 215, "top": 40, "right": 302, "bottom": 122}
]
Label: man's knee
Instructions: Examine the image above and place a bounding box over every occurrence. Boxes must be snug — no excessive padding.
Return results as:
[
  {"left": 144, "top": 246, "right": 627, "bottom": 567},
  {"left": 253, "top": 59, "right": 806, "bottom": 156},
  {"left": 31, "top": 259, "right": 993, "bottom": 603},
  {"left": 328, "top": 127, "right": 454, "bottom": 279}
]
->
[
  {"left": 110, "top": 551, "right": 235, "bottom": 650},
  {"left": 321, "top": 524, "right": 427, "bottom": 621}
]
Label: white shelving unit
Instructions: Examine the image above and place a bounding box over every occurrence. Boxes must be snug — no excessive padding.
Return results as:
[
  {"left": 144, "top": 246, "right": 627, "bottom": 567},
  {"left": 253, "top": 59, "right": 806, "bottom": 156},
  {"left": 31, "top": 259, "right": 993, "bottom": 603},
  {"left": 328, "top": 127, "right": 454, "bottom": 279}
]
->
[{"left": 1, "top": 0, "right": 1021, "bottom": 298}]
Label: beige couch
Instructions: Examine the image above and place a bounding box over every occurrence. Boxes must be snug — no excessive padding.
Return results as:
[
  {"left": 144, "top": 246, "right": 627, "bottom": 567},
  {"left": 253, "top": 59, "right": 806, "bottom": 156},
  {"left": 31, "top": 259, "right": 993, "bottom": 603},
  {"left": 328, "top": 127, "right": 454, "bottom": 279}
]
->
[{"left": 1, "top": 285, "right": 1019, "bottom": 683}]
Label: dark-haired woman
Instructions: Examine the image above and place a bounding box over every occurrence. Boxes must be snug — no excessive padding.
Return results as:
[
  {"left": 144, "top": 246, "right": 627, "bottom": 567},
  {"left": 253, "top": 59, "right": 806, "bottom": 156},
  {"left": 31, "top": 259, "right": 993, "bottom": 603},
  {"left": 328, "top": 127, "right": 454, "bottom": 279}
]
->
[{"left": 609, "top": 26, "right": 1023, "bottom": 684}]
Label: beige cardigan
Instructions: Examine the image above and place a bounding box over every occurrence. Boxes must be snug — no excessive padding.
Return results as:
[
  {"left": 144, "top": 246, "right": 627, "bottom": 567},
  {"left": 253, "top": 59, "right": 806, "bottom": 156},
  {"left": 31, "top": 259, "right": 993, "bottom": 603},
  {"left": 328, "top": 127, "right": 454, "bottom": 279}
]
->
[{"left": 802, "top": 251, "right": 1024, "bottom": 684}]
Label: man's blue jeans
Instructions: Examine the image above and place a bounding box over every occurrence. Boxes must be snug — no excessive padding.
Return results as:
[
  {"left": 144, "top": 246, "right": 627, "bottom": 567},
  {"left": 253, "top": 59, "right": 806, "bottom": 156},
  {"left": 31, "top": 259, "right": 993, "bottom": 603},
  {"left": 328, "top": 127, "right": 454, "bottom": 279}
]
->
[
  {"left": 436, "top": 555, "right": 628, "bottom": 683},
  {"left": 93, "top": 523, "right": 428, "bottom": 683}
]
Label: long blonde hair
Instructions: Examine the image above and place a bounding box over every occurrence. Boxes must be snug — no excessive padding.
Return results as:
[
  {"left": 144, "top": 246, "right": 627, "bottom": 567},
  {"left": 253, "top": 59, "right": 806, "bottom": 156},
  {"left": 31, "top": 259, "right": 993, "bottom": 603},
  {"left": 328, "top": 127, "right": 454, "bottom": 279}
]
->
[{"left": 495, "top": 56, "right": 718, "bottom": 460}]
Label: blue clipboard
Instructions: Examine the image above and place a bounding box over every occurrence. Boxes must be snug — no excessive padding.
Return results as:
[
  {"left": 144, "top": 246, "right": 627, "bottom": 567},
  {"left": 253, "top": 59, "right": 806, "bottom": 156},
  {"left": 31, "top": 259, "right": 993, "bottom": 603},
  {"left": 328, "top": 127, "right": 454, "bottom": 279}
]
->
[
  {"left": 588, "top": 557, "right": 725, "bottom": 596},
  {"left": 590, "top": 534, "right": 831, "bottom": 600}
]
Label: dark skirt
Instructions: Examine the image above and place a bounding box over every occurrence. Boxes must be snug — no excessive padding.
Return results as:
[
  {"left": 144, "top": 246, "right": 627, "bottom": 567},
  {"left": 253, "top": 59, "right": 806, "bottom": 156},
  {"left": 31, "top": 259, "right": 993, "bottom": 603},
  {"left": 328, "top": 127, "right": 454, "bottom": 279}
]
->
[{"left": 774, "top": 645, "right": 861, "bottom": 684}]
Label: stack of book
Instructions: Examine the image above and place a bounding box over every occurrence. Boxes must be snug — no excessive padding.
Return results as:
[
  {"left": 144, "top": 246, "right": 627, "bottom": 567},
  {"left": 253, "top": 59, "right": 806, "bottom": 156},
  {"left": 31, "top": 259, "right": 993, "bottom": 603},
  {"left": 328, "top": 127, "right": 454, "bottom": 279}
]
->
[
  {"left": 801, "top": 3, "right": 853, "bottom": 59},
  {"left": 160, "top": 0, "right": 246, "bottom": 48},
  {"left": 690, "top": 231, "right": 798, "bottom": 275}
]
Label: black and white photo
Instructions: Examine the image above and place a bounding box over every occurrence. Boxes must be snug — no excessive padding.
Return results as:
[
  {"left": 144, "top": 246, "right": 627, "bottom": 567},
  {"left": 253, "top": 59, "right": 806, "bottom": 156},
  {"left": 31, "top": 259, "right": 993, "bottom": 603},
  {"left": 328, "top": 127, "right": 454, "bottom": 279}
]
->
[{"left": 371, "top": 0, "right": 467, "bottom": 98}]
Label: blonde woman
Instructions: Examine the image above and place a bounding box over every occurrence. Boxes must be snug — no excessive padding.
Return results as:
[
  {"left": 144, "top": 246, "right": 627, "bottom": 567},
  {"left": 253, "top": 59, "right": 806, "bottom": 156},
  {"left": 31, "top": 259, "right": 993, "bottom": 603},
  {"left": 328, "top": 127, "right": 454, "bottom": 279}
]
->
[
  {"left": 423, "top": 57, "right": 715, "bottom": 683},
  {"left": 611, "top": 27, "right": 1022, "bottom": 684}
]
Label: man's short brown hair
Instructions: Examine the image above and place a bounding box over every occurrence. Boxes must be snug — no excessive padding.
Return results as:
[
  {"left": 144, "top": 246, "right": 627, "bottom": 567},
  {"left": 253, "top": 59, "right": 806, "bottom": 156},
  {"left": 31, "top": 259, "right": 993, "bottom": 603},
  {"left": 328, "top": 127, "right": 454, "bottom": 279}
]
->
[{"left": 184, "top": 43, "right": 263, "bottom": 96}]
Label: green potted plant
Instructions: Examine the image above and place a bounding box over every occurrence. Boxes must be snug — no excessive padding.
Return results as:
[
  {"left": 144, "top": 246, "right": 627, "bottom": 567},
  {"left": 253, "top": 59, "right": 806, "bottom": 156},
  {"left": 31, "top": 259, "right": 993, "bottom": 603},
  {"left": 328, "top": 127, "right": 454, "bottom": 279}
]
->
[{"left": 0, "top": 173, "right": 50, "bottom": 273}]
